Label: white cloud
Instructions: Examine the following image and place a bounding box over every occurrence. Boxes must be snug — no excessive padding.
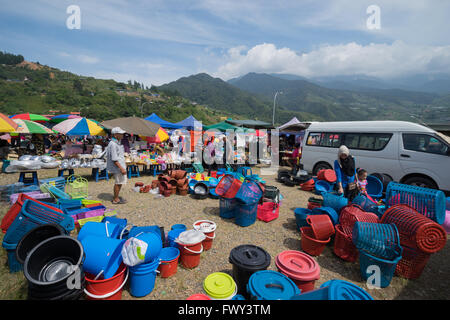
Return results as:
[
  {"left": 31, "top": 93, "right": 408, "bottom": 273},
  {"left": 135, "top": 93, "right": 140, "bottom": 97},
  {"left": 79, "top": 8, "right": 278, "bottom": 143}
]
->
[
  {"left": 77, "top": 54, "right": 99, "bottom": 64},
  {"left": 213, "top": 41, "right": 450, "bottom": 80}
]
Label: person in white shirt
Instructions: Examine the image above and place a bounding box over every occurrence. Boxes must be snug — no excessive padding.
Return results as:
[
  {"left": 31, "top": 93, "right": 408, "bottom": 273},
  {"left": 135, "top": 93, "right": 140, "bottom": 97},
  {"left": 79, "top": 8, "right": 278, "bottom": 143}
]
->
[{"left": 107, "top": 127, "right": 128, "bottom": 204}]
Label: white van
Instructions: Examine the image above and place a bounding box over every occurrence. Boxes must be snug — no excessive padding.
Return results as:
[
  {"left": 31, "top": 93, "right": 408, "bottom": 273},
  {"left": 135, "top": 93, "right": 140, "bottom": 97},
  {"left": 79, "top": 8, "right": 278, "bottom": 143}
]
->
[{"left": 300, "top": 121, "right": 450, "bottom": 192}]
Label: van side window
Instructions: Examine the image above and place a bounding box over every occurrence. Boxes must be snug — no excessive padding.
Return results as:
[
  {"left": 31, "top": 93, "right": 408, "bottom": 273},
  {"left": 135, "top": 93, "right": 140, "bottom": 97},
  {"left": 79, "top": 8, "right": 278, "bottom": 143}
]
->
[
  {"left": 357, "top": 134, "right": 392, "bottom": 150},
  {"left": 343, "top": 134, "right": 359, "bottom": 148},
  {"left": 306, "top": 133, "right": 322, "bottom": 146},
  {"left": 403, "top": 134, "right": 449, "bottom": 155},
  {"left": 320, "top": 133, "right": 341, "bottom": 147}
]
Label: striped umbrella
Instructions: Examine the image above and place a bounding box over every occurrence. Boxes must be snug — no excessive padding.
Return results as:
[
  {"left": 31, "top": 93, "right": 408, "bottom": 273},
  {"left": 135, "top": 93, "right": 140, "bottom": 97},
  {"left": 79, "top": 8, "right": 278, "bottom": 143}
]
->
[
  {"left": 52, "top": 117, "right": 105, "bottom": 136},
  {"left": 12, "top": 119, "right": 54, "bottom": 134},
  {"left": 50, "top": 114, "right": 82, "bottom": 123},
  {"left": 10, "top": 113, "right": 50, "bottom": 123},
  {"left": 142, "top": 127, "right": 169, "bottom": 143},
  {"left": 0, "top": 113, "right": 19, "bottom": 132}
]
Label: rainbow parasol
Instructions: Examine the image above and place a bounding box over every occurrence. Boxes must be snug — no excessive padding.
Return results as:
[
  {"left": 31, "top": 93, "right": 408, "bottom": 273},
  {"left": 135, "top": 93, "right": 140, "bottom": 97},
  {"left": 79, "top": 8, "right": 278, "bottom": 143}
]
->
[{"left": 52, "top": 117, "right": 105, "bottom": 136}]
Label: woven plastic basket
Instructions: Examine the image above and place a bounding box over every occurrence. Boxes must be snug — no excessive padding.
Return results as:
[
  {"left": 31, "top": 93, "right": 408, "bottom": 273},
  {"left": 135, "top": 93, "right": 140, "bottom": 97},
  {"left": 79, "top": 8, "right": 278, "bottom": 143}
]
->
[{"left": 339, "top": 204, "right": 379, "bottom": 237}]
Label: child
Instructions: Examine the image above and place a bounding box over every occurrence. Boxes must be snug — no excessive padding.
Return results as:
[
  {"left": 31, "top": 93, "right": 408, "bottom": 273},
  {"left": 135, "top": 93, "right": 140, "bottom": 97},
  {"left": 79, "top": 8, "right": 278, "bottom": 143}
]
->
[{"left": 356, "top": 168, "right": 368, "bottom": 195}]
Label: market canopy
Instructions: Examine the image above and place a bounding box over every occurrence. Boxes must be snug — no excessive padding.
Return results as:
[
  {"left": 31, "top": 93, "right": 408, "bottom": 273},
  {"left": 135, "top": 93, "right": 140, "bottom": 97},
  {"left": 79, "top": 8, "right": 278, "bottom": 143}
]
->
[
  {"left": 145, "top": 113, "right": 182, "bottom": 129},
  {"left": 12, "top": 119, "right": 54, "bottom": 134},
  {"left": 101, "top": 117, "right": 160, "bottom": 137},
  {"left": 0, "top": 113, "right": 18, "bottom": 132},
  {"left": 225, "top": 119, "right": 273, "bottom": 129},
  {"left": 175, "top": 115, "right": 202, "bottom": 131},
  {"left": 203, "top": 121, "right": 239, "bottom": 132},
  {"left": 278, "top": 117, "right": 310, "bottom": 132},
  {"left": 50, "top": 114, "right": 82, "bottom": 123},
  {"left": 53, "top": 117, "right": 106, "bottom": 136},
  {"left": 10, "top": 113, "right": 50, "bottom": 123}
]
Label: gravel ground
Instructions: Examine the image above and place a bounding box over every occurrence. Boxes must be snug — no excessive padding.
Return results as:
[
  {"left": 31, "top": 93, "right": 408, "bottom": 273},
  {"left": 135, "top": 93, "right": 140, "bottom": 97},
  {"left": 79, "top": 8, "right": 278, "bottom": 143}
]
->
[{"left": 0, "top": 166, "right": 448, "bottom": 300}]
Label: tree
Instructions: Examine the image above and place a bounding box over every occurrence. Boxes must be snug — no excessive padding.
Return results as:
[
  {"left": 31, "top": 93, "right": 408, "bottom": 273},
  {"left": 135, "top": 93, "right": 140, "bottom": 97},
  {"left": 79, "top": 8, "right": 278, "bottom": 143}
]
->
[{"left": 73, "top": 79, "right": 83, "bottom": 94}]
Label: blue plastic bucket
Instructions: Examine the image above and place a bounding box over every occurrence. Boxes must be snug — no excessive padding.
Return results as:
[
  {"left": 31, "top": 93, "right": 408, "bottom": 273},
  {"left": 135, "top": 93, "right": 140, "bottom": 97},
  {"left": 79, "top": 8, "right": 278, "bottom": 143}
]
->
[
  {"left": 134, "top": 232, "right": 163, "bottom": 263},
  {"left": 77, "top": 221, "right": 122, "bottom": 241},
  {"left": 294, "top": 208, "right": 313, "bottom": 229},
  {"left": 322, "top": 193, "right": 348, "bottom": 213},
  {"left": 167, "top": 229, "right": 184, "bottom": 248},
  {"left": 311, "top": 207, "right": 339, "bottom": 225},
  {"left": 219, "top": 198, "right": 236, "bottom": 219},
  {"left": 247, "top": 270, "right": 300, "bottom": 300},
  {"left": 171, "top": 224, "right": 187, "bottom": 231},
  {"left": 129, "top": 226, "right": 161, "bottom": 239},
  {"left": 103, "top": 217, "right": 127, "bottom": 230},
  {"left": 79, "top": 235, "right": 125, "bottom": 279},
  {"left": 129, "top": 258, "right": 160, "bottom": 297},
  {"left": 291, "top": 279, "right": 373, "bottom": 300}
]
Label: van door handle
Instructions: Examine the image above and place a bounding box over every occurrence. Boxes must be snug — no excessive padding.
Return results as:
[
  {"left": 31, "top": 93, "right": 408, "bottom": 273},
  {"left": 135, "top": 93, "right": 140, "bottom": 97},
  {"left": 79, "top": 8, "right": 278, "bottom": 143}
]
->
[{"left": 400, "top": 154, "right": 410, "bottom": 158}]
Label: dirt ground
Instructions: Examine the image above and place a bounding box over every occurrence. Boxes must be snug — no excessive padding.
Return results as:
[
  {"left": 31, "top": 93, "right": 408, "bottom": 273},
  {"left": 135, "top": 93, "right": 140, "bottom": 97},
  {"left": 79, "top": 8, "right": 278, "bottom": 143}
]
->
[{"left": 0, "top": 166, "right": 448, "bottom": 300}]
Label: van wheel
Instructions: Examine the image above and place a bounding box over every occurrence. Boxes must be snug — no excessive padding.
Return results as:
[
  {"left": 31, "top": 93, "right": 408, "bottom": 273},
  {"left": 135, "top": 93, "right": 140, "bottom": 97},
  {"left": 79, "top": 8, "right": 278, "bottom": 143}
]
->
[
  {"left": 403, "top": 176, "right": 438, "bottom": 190},
  {"left": 313, "top": 162, "right": 332, "bottom": 176}
]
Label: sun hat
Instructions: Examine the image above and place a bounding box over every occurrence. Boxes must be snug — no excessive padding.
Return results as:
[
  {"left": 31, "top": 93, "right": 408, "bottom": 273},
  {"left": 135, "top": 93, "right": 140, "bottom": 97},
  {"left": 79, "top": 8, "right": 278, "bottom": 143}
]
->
[{"left": 112, "top": 127, "right": 126, "bottom": 134}]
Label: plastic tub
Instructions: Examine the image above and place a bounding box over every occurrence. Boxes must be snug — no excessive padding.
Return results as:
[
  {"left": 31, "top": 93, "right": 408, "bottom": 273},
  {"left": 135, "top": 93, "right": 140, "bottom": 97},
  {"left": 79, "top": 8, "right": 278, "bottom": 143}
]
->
[
  {"left": 219, "top": 197, "right": 236, "bottom": 219},
  {"left": 322, "top": 193, "right": 348, "bottom": 214},
  {"left": 229, "top": 244, "right": 271, "bottom": 297},
  {"left": 359, "top": 249, "right": 402, "bottom": 288},
  {"left": 234, "top": 202, "right": 258, "bottom": 227},
  {"left": 291, "top": 279, "right": 373, "bottom": 300},
  {"left": 312, "top": 207, "right": 339, "bottom": 225},
  {"left": 275, "top": 250, "right": 320, "bottom": 293},
  {"left": 77, "top": 221, "right": 122, "bottom": 241},
  {"left": 247, "top": 270, "right": 301, "bottom": 300},
  {"left": 300, "top": 227, "right": 330, "bottom": 256}
]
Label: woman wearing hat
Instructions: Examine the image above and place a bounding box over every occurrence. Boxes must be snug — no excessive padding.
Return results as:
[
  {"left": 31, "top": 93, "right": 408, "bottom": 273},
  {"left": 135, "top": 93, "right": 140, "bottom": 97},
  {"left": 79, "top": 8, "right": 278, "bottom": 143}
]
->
[{"left": 334, "top": 145, "right": 358, "bottom": 201}]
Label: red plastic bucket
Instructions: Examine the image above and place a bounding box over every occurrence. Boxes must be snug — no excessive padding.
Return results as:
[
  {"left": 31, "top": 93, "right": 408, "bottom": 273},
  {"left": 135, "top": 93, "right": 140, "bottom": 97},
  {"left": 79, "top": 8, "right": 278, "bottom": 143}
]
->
[
  {"left": 275, "top": 250, "right": 320, "bottom": 293},
  {"left": 84, "top": 263, "right": 128, "bottom": 300},
  {"left": 158, "top": 247, "right": 180, "bottom": 278},
  {"left": 193, "top": 220, "right": 217, "bottom": 251},
  {"left": 178, "top": 242, "right": 203, "bottom": 269},
  {"left": 306, "top": 215, "right": 335, "bottom": 240},
  {"left": 317, "top": 169, "right": 336, "bottom": 183},
  {"left": 300, "top": 227, "right": 330, "bottom": 256},
  {"left": 187, "top": 293, "right": 211, "bottom": 300}
]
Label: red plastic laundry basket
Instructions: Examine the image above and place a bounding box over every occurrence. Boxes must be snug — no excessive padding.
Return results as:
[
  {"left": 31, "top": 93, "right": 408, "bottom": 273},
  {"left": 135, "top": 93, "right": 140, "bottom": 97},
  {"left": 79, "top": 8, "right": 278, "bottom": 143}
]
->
[
  {"left": 257, "top": 201, "right": 279, "bottom": 222},
  {"left": 215, "top": 175, "right": 242, "bottom": 199},
  {"left": 380, "top": 204, "right": 447, "bottom": 254},
  {"left": 333, "top": 224, "right": 358, "bottom": 262},
  {"left": 300, "top": 227, "right": 330, "bottom": 256},
  {"left": 1, "top": 194, "right": 62, "bottom": 234},
  {"left": 339, "top": 204, "right": 379, "bottom": 237},
  {"left": 395, "top": 245, "right": 431, "bottom": 279}
]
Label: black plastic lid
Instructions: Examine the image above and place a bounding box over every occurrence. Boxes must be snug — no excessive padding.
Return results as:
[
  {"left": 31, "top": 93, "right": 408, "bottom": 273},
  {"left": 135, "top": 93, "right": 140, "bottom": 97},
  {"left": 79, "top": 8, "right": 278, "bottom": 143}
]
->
[{"left": 229, "top": 244, "right": 271, "bottom": 271}]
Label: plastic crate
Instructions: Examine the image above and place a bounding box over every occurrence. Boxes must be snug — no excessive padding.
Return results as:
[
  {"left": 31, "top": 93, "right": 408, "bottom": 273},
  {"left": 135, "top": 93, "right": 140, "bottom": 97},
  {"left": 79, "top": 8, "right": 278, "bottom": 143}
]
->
[
  {"left": 339, "top": 204, "right": 379, "bottom": 236},
  {"left": 1, "top": 194, "right": 62, "bottom": 234},
  {"left": 385, "top": 182, "right": 446, "bottom": 224},
  {"left": 66, "top": 175, "right": 88, "bottom": 199},
  {"left": 40, "top": 177, "right": 66, "bottom": 192},
  {"left": 380, "top": 204, "right": 447, "bottom": 254},
  {"left": 353, "top": 222, "right": 402, "bottom": 261},
  {"left": 3, "top": 200, "right": 74, "bottom": 244}
]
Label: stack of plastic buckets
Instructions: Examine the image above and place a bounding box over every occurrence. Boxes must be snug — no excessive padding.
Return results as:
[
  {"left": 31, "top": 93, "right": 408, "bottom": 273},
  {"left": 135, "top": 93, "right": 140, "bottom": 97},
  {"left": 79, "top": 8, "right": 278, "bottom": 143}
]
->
[
  {"left": 203, "top": 272, "right": 237, "bottom": 300},
  {"left": 175, "top": 230, "right": 205, "bottom": 269},
  {"left": 128, "top": 231, "right": 163, "bottom": 297},
  {"left": 275, "top": 250, "right": 320, "bottom": 293},
  {"left": 167, "top": 224, "right": 187, "bottom": 249},
  {"left": 228, "top": 244, "right": 271, "bottom": 298},
  {"left": 158, "top": 247, "right": 180, "bottom": 278},
  {"left": 193, "top": 220, "right": 216, "bottom": 251}
]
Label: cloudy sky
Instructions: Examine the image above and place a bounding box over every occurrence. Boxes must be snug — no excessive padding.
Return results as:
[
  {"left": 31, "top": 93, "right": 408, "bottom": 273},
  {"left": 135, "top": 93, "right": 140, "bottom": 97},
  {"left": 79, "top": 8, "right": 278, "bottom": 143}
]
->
[{"left": 1, "top": 0, "right": 449, "bottom": 86}]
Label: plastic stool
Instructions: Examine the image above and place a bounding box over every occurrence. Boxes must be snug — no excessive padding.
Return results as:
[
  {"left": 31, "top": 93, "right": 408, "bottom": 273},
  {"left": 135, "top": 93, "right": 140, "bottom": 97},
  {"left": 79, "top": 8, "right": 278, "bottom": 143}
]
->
[
  {"left": 92, "top": 168, "right": 109, "bottom": 182},
  {"left": 58, "top": 169, "right": 74, "bottom": 178},
  {"left": 18, "top": 171, "right": 39, "bottom": 186},
  {"left": 127, "top": 165, "right": 140, "bottom": 179}
]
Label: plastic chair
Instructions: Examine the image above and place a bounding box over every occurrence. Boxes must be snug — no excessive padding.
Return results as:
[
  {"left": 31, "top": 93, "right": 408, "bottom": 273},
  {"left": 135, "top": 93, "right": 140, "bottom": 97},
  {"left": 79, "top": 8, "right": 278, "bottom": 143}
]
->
[{"left": 385, "top": 182, "right": 446, "bottom": 224}]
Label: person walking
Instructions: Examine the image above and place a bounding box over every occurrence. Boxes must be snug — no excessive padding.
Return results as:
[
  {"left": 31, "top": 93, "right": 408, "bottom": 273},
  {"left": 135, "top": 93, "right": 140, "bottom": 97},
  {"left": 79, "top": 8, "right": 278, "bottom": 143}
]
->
[
  {"left": 334, "top": 145, "right": 358, "bottom": 201},
  {"left": 107, "top": 127, "right": 128, "bottom": 204}
]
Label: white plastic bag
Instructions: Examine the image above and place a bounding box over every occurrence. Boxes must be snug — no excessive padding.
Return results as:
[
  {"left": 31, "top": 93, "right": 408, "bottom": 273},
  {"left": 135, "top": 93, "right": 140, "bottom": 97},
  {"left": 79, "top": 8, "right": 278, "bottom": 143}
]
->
[{"left": 121, "top": 237, "right": 148, "bottom": 267}]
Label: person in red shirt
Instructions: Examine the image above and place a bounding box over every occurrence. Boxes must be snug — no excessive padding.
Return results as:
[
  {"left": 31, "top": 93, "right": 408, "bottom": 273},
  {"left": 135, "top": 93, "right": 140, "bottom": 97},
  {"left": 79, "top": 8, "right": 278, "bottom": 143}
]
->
[{"left": 289, "top": 143, "right": 301, "bottom": 168}]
